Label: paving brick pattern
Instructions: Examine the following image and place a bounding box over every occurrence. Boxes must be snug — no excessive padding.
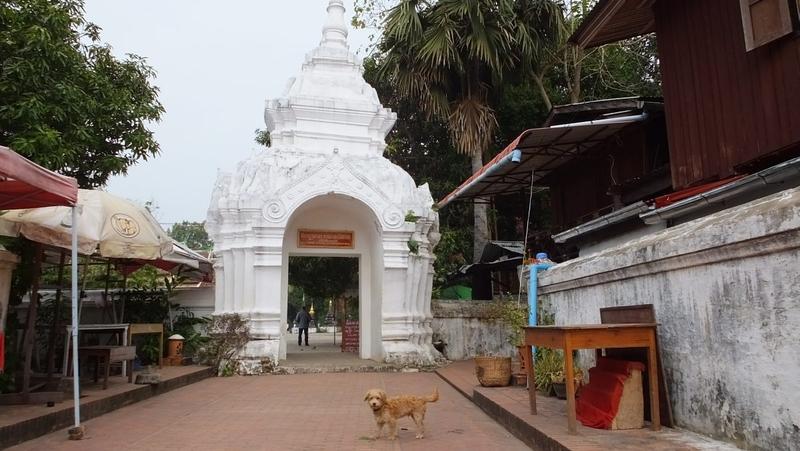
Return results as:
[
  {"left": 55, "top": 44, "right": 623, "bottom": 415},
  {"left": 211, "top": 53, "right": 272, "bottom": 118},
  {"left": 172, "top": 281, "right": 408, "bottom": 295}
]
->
[
  {"left": 9, "top": 372, "right": 529, "bottom": 451},
  {"left": 0, "top": 366, "right": 213, "bottom": 449}
]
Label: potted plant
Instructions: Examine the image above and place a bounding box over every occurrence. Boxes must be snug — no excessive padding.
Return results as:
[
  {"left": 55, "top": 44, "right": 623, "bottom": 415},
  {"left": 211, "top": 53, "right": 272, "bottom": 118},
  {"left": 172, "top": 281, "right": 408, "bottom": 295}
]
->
[
  {"left": 490, "top": 300, "right": 530, "bottom": 376},
  {"left": 138, "top": 335, "right": 161, "bottom": 367},
  {"left": 533, "top": 347, "right": 563, "bottom": 394},
  {"left": 549, "top": 367, "right": 584, "bottom": 399},
  {"left": 472, "top": 301, "right": 526, "bottom": 387}
]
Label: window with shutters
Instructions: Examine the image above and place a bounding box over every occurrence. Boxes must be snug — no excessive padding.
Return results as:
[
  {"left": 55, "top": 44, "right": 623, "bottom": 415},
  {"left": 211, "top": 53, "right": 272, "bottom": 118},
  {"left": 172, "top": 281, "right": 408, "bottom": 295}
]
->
[{"left": 739, "top": 0, "right": 799, "bottom": 51}]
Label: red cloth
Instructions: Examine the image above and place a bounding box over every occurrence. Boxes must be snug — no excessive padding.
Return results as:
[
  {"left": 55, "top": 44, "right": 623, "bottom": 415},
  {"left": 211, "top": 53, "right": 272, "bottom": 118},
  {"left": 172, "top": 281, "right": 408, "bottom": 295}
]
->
[
  {"left": 576, "top": 358, "right": 645, "bottom": 429},
  {"left": 0, "top": 332, "right": 5, "bottom": 373}
]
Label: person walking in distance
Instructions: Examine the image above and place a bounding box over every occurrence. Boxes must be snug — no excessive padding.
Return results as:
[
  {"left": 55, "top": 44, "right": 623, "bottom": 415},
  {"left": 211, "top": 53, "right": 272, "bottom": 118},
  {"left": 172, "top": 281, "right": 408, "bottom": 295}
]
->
[{"left": 295, "top": 305, "right": 313, "bottom": 346}]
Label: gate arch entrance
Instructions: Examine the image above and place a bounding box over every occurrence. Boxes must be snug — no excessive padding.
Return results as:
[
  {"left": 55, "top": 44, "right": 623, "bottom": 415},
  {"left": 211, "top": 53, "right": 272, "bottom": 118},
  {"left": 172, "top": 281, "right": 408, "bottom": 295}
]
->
[
  {"left": 206, "top": 1, "right": 442, "bottom": 373},
  {"left": 280, "top": 194, "right": 382, "bottom": 360}
]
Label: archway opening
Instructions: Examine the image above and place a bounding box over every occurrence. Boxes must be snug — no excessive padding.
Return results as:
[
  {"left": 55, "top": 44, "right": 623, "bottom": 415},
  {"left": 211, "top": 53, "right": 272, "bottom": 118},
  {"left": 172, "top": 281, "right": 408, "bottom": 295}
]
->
[
  {"left": 286, "top": 256, "right": 359, "bottom": 357},
  {"left": 279, "top": 194, "right": 384, "bottom": 363}
]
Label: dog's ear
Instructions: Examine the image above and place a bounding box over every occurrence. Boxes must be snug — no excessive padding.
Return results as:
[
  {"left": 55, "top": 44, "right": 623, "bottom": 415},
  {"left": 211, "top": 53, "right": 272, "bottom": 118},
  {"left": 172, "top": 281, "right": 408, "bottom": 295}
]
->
[
  {"left": 379, "top": 390, "right": 387, "bottom": 402},
  {"left": 364, "top": 391, "right": 371, "bottom": 401}
]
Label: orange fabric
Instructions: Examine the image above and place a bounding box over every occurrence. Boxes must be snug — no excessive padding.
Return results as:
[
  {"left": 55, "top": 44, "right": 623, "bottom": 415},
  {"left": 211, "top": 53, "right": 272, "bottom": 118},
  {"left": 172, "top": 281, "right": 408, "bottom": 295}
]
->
[{"left": 576, "top": 358, "right": 645, "bottom": 429}]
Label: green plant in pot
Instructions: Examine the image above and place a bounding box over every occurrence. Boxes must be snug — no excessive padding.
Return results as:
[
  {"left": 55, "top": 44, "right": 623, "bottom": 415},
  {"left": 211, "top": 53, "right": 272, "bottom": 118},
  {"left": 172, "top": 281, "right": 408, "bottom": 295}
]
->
[
  {"left": 473, "top": 301, "right": 527, "bottom": 387},
  {"left": 490, "top": 300, "right": 529, "bottom": 374},
  {"left": 549, "top": 366, "right": 584, "bottom": 399},
  {"left": 532, "top": 345, "right": 585, "bottom": 398},
  {"left": 138, "top": 335, "right": 161, "bottom": 367}
]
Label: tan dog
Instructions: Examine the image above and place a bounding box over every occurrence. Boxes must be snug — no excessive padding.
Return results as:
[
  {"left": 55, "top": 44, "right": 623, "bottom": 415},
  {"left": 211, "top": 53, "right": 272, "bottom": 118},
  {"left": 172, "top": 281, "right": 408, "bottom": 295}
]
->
[{"left": 364, "top": 387, "right": 439, "bottom": 440}]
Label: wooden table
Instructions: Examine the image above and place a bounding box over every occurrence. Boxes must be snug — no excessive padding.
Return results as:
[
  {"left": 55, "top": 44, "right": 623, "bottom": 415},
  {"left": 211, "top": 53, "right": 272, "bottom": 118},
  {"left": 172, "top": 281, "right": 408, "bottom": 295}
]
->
[
  {"left": 62, "top": 323, "right": 130, "bottom": 377},
  {"left": 78, "top": 345, "right": 136, "bottom": 389},
  {"left": 524, "top": 324, "right": 661, "bottom": 434}
]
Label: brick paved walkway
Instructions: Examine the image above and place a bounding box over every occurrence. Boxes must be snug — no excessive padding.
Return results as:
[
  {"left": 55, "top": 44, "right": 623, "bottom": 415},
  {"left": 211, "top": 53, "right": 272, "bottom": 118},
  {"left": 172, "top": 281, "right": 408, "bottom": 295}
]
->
[
  {"left": 437, "top": 361, "right": 740, "bottom": 451},
  {"left": 10, "top": 372, "right": 529, "bottom": 451}
]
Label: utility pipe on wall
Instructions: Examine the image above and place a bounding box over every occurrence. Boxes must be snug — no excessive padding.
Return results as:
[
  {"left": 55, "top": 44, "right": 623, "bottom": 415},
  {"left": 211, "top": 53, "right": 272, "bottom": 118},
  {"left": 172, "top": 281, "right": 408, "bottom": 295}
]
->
[{"left": 527, "top": 252, "right": 553, "bottom": 362}]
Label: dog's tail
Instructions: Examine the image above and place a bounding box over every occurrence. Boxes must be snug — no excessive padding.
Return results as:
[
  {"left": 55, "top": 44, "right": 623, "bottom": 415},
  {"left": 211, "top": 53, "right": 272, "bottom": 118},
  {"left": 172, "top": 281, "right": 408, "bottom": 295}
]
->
[{"left": 425, "top": 387, "right": 439, "bottom": 403}]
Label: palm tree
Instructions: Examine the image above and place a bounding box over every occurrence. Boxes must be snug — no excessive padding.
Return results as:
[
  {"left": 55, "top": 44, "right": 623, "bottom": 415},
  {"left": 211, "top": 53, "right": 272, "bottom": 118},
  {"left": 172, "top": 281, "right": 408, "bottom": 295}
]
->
[
  {"left": 378, "top": 0, "right": 562, "bottom": 262},
  {"left": 379, "top": 0, "right": 512, "bottom": 262}
]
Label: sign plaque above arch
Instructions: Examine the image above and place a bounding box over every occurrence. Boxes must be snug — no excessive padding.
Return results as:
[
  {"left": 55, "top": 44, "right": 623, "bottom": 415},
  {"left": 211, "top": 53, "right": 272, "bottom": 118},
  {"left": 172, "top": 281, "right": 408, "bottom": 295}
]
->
[{"left": 298, "top": 229, "right": 354, "bottom": 249}]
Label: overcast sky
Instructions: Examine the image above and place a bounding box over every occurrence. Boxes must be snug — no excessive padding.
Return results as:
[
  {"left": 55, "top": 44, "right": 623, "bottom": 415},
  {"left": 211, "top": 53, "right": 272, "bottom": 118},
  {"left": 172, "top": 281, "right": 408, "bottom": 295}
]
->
[{"left": 83, "top": 0, "right": 373, "bottom": 226}]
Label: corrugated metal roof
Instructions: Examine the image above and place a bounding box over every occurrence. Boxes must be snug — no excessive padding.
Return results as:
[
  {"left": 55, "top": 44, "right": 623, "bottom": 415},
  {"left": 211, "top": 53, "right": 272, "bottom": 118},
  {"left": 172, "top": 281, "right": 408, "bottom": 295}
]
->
[{"left": 437, "top": 115, "right": 646, "bottom": 208}]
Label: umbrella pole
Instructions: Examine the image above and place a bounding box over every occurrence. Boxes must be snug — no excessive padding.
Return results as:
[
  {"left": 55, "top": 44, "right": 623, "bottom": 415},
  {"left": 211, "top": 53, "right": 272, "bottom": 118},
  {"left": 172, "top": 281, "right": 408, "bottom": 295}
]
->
[{"left": 69, "top": 207, "right": 82, "bottom": 434}]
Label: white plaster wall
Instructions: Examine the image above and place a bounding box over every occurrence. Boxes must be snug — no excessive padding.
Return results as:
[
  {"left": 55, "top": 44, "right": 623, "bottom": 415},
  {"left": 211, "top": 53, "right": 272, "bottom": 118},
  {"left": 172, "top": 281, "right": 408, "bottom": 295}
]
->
[
  {"left": 281, "top": 194, "right": 382, "bottom": 360},
  {"left": 171, "top": 286, "right": 215, "bottom": 319},
  {"left": 538, "top": 187, "right": 800, "bottom": 451},
  {"left": 431, "top": 300, "right": 516, "bottom": 361},
  {"left": 578, "top": 223, "right": 666, "bottom": 257}
]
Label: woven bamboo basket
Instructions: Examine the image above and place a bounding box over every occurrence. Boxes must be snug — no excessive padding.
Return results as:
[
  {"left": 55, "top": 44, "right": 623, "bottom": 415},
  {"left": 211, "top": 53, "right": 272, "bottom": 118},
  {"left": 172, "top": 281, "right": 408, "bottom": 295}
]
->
[{"left": 474, "top": 356, "right": 512, "bottom": 387}]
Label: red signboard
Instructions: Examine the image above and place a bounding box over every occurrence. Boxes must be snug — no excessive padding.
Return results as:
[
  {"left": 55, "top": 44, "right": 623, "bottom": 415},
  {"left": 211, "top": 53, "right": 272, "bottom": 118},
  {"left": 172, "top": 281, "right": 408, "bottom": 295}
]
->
[
  {"left": 298, "top": 229, "right": 354, "bottom": 249},
  {"left": 341, "top": 320, "right": 359, "bottom": 353}
]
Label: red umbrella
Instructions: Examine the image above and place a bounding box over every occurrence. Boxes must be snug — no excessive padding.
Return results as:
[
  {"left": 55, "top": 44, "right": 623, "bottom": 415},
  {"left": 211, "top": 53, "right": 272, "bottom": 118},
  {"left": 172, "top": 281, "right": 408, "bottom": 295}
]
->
[
  {"left": 0, "top": 146, "right": 81, "bottom": 434},
  {"left": 0, "top": 146, "right": 78, "bottom": 209}
]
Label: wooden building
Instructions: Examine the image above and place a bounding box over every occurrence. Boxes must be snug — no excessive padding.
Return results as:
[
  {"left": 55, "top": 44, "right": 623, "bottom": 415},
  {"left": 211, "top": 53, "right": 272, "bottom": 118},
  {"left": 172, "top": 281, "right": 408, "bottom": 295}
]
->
[
  {"left": 439, "top": 98, "right": 671, "bottom": 260},
  {"left": 542, "top": 99, "right": 669, "bottom": 233},
  {"left": 571, "top": 0, "right": 800, "bottom": 190},
  {"left": 439, "top": 0, "right": 800, "bottom": 261}
]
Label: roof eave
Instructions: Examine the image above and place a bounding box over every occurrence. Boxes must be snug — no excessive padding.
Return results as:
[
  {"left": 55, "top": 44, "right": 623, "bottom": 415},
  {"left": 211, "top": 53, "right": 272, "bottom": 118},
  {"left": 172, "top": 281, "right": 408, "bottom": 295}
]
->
[{"left": 569, "top": 0, "right": 656, "bottom": 49}]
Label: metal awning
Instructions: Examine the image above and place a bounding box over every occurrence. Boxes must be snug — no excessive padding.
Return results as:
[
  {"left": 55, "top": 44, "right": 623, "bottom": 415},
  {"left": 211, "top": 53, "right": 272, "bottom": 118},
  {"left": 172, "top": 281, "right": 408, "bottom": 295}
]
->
[{"left": 437, "top": 114, "right": 647, "bottom": 208}]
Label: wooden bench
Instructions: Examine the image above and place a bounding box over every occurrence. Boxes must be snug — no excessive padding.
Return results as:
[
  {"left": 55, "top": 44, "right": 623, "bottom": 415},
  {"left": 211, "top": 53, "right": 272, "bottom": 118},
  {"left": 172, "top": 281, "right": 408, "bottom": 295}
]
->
[{"left": 79, "top": 346, "right": 136, "bottom": 389}]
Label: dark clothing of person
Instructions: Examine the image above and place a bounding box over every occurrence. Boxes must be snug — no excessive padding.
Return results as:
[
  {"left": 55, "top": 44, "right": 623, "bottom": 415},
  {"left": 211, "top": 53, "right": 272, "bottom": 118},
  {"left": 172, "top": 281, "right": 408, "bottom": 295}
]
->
[
  {"left": 295, "top": 310, "right": 312, "bottom": 328},
  {"left": 295, "top": 310, "right": 313, "bottom": 346},
  {"left": 298, "top": 327, "right": 309, "bottom": 346}
]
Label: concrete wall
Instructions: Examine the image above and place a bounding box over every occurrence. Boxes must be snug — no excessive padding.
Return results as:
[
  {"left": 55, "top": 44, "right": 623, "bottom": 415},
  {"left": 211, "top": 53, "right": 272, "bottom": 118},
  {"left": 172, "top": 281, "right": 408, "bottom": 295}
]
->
[
  {"left": 537, "top": 187, "right": 800, "bottom": 451},
  {"left": 124, "top": 291, "right": 514, "bottom": 363},
  {"left": 171, "top": 286, "right": 215, "bottom": 319},
  {"left": 431, "top": 300, "right": 516, "bottom": 361},
  {"left": 578, "top": 222, "right": 666, "bottom": 256}
]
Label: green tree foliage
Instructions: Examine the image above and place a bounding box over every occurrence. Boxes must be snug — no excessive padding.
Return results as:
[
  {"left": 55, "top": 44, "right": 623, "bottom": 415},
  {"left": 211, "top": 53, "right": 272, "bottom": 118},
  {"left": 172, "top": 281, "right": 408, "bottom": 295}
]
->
[
  {"left": 288, "top": 257, "right": 358, "bottom": 303},
  {"left": 371, "top": 0, "right": 564, "bottom": 262},
  {"left": 254, "top": 128, "right": 271, "bottom": 148},
  {"left": 168, "top": 221, "right": 213, "bottom": 251},
  {"left": 363, "top": 57, "right": 474, "bottom": 285},
  {"left": 287, "top": 257, "right": 359, "bottom": 324},
  {"left": 357, "top": 0, "right": 661, "bottom": 273},
  {"left": 0, "top": 0, "right": 164, "bottom": 188}
]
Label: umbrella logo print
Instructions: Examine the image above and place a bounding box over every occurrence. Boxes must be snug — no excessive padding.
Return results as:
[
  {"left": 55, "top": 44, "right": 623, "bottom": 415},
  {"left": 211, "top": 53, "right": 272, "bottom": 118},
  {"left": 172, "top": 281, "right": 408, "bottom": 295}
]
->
[{"left": 111, "top": 213, "right": 140, "bottom": 238}]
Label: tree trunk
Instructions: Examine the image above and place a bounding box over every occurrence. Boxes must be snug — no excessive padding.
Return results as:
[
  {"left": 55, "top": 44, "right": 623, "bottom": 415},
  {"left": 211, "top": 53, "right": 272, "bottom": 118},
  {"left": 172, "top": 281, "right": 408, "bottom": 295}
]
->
[
  {"left": 570, "top": 47, "right": 583, "bottom": 104},
  {"left": 533, "top": 73, "right": 553, "bottom": 112},
  {"left": 472, "top": 152, "right": 489, "bottom": 263}
]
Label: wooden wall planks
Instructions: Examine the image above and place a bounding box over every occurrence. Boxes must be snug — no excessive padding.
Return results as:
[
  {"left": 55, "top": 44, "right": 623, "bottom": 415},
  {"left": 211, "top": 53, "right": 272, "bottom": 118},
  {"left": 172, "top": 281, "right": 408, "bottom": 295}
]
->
[{"left": 654, "top": 0, "right": 800, "bottom": 189}]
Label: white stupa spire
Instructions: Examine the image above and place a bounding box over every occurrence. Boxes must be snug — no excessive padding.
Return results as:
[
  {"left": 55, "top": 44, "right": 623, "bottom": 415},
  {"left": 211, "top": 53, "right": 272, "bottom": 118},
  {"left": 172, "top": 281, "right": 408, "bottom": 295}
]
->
[
  {"left": 321, "top": 0, "right": 348, "bottom": 49},
  {"left": 263, "top": 0, "right": 396, "bottom": 155}
]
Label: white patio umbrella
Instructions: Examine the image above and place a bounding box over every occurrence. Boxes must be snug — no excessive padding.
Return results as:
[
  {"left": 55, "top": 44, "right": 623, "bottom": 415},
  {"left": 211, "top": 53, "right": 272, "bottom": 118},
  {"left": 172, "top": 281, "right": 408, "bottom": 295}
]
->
[
  {"left": 0, "top": 189, "right": 172, "bottom": 437},
  {"left": 0, "top": 189, "right": 172, "bottom": 259}
]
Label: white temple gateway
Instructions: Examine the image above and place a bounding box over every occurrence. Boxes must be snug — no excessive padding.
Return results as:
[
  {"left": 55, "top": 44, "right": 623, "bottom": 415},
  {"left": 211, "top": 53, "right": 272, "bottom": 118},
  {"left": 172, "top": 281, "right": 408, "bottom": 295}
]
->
[{"left": 206, "top": 0, "right": 442, "bottom": 373}]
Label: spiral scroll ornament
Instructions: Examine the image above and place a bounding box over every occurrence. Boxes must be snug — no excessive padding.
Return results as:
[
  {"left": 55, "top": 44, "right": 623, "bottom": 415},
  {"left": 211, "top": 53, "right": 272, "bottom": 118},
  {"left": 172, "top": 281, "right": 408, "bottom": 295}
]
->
[
  {"left": 263, "top": 199, "right": 287, "bottom": 222},
  {"left": 382, "top": 207, "right": 404, "bottom": 228}
]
